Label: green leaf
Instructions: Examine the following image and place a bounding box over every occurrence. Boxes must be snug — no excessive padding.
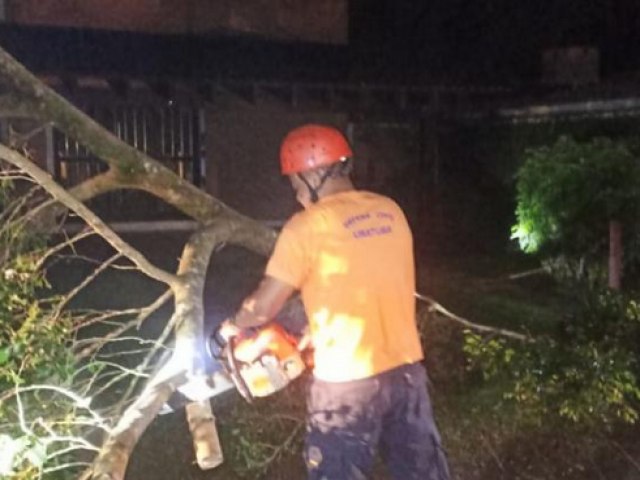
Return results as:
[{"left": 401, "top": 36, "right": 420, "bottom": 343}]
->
[{"left": 0, "top": 347, "right": 9, "bottom": 365}]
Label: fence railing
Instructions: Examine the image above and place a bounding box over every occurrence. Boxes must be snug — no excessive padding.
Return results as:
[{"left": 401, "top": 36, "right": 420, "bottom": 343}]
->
[{"left": 54, "top": 102, "right": 202, "bottom": 222}]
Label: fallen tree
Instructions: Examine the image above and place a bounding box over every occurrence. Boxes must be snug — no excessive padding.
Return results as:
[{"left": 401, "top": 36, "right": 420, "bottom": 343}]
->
[{"left": 0, "top": 43, "right": 277, "bottom": 480}]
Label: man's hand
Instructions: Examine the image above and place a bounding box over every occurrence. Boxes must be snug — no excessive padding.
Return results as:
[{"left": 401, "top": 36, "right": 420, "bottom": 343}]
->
[{"left": 219, "top": 318, "right": 242, "bottom": 342}]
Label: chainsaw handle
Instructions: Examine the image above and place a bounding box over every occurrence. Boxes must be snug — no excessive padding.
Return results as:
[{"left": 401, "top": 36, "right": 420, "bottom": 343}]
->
[
  {"left": 207, "top": 326, "right": 254, "bottom": 402},
  {"left": 211, "top": 324, "right": 226, "bottom": 347},
  {"left": 206, "top": 324, "right": 227, "bottom": 361},
  {"left": 226, "top": 335, "right": 254, "bottom": 403}
]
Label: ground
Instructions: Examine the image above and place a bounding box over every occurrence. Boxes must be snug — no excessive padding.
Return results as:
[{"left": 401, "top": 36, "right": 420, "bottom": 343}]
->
[{"left": 50, "top": 231, "right": 640, "bottom": 480}]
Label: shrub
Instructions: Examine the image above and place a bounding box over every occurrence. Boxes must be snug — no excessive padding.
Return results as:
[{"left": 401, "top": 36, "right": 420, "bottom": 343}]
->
[
  {"left": 464, "top": 290, "right": 640, "bottom": 426},
  {"left": 0, "top": 175, "right": 82, "bottom": 478}
]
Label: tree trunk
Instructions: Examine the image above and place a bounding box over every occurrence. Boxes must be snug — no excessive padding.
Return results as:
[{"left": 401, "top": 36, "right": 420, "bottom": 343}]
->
[{"left": 609, "top": 219, "right": 622, "bottom": 290}]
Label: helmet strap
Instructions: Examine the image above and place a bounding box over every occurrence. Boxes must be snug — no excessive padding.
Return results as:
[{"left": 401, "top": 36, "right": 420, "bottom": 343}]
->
[
  {"left": 297, "top": 173, "right": 319, "bottom": 203},
  {"left": 297, "top": 163, "right": 341, "bottom": 204}
]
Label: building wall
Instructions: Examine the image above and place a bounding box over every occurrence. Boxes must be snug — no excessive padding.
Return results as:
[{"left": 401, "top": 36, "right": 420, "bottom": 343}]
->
[
  {"left": 351, "top": 122, "right": 421, "bottom": 221},
  {"left": 205, "top": 103, "right": 347, "bottom": 221},
  {"left": 6, "top": 0, "right": 348, "bottom": 44},
  {"left": 204, "top": 101, "right": 426, "bottom": 226}
]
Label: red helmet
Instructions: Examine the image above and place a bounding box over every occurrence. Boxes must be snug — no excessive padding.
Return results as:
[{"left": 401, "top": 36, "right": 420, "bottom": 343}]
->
[{"left": 279, "top": 124, "right": 353, "bottom": 175}]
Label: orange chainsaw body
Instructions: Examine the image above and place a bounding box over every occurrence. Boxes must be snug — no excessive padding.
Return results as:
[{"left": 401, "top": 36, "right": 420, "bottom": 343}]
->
[{"left": 228, "top": 324, "right": 307, "bottom": 399}]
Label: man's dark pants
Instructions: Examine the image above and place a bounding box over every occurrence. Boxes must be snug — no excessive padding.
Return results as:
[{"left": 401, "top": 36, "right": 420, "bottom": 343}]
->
[{"left": 304, "top": 362, "right": 450, "bottom": 480}]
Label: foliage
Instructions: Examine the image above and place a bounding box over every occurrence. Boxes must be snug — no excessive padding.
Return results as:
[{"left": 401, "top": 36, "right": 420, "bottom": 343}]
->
[
  {"left": 496, "top": 135, "right": 640, "bottom": 426},
  {"left": 0, "top": 174, "right": 73, "bottom": 386},
  {"left": 218, "top": 383, "right": 306, "bottom": 478},
  {"left": 0, "top": 255, "right": 74, "bottom": 389},
  {"left": 511, "top": 136, "right": 640, "bottom": 256},
  {"left": 0, "top": 174, "right": 95, "bottom": 479},
  {"left": 464, "top": 289, "right": 640, "bottom": 426}
]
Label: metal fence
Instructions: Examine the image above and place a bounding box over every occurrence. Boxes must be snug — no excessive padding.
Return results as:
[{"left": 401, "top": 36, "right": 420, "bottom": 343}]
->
[{"left": 54, "top": 102, "right": 202, "bottom": 222}]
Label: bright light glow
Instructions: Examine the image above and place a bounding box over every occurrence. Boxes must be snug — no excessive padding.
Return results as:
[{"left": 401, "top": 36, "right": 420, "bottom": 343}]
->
[
  {"left": 177, "top": 371, "right": 234, "bottom": 402},
  {"left": 11, "top": 385, "right": 108, "bottom": 431},
  {"left": 318, "top": 252, "right": 348, "bottom": 279},
  {"left": 0, "top": 434, "right": 28, "bottom": 476},
  {"left": 1, "top": 385, "right": 104, "bottom": 476}
]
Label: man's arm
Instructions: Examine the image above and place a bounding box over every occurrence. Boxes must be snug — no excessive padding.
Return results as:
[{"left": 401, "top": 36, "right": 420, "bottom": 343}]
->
[{"left": 224, "top": 275, "right": 296, "bottom": 333}]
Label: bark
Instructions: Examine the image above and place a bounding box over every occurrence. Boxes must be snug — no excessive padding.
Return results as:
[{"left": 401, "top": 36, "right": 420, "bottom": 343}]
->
[
  {"left": 0, "top": 93, "right": 37, "bottom": 118},
  {"left": 609, "top": 220, "right": 623, "bottom": 290},
  {"left": 172, "top": 225, "right": 230, "bottom": 375}
]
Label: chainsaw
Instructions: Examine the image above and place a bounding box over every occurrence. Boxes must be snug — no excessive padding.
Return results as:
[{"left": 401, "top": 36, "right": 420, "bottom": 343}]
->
[
  {"left": 157, "top": 322, "right": 310, "bottom": 470},
  {"left": 162, "top": 322, "right": 310, "bottom": 411},
  {"left": 209, "top": 323, "right": 310, "bottom": 402}
]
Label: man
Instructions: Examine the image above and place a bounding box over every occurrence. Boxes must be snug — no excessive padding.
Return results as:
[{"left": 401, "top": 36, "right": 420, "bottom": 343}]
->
[{"left": 220, "top": 124, "right": 450, "bottom": 479}]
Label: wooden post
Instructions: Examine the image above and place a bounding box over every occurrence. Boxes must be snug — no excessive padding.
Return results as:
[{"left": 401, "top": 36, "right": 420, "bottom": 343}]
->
[{"left": 608, "top": 220, "right": 622, "bottom": 290}]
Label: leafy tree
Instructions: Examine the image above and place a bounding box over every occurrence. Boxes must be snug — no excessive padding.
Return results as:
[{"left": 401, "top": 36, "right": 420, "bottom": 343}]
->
[{"left": 512, "top": 136, "right": 640, "bottom": 288}]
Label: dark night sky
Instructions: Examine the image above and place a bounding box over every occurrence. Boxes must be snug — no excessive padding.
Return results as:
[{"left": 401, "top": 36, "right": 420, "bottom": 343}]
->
[{"left": 349, "top": 0, "right": 640, "bottom": 83}]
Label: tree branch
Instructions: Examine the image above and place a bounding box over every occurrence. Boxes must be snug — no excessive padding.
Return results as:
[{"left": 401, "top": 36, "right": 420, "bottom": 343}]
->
[
  {"left": 0, "top": 143, "right": 178, "bottom": 286},
  {"left": 0, "top": 92, "right": 38, "bottom": 117},
  {"left": 74, "top": 289, "right": 173, "bottom": 362},
  {"left": 89, "top": 223, "right": 231, "bottom": 478},
  {"left": 0, "top": 45, "right": 276, "bottom": 255},
  {"left": 89, "top": 368, "right": 180, "bottom": 480},
  {"left": 53, "top": 253, "right": 122, "bottom": 318},
  {"left": 0, "top": 43, "right": 280, "bottom": 480},
  {"left": 415, "top": 292, "right": 532, "bottom": 342}
]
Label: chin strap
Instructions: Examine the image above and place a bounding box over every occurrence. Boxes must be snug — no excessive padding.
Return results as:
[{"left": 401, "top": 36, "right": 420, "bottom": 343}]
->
[
  {"left": 297, "top": 172, "right": 320, "bottom": 203},
  {"left": 297, "top": 160, "right": 350, "bottom": 204}
]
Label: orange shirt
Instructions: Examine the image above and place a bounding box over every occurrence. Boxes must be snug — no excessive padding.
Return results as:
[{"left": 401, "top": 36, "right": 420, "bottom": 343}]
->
[{"left": 266, "top": 190, "right": 424, "bottom": 382}]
